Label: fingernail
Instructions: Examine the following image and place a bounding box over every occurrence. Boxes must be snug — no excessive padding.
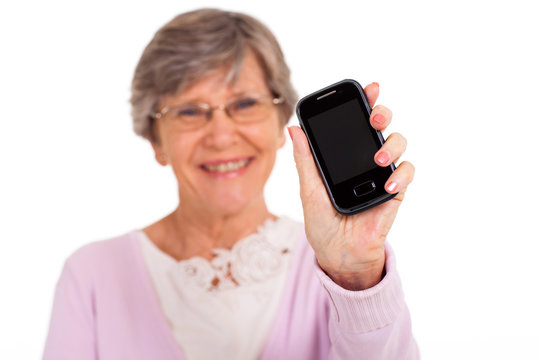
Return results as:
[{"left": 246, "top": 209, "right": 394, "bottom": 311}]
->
[
  {"left": 373, "top": 82, "right": 380, "bottom": 88},
  {"left": 287, "top": 127, "right": 293, "bottom": 140},
  {"left": 376, "top": 151, "right": 390, "bottom": 165},
  {"left": 386, "top": 181, "right": 397, "bottom": 192},
  {"left": 372, "top": 113, "right": 385, "bottom": 126}
]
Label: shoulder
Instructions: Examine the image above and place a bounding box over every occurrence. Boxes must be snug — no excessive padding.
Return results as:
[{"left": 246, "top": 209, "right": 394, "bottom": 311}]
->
[
  {"left": 63, "top": 231, "right": 141, "bottom": 283},
  {"left": 67, "top": 231, "right": 137, "bottom": 264}
]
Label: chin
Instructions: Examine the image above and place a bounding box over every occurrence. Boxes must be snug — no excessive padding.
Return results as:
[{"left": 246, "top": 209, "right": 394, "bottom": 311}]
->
[{"left": 205, "top": 190, "right": 260, "bottom": 216}]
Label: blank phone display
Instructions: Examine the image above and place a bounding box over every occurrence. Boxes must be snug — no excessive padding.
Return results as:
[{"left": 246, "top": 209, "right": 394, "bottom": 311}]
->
[{"left": 308, "top": 99, "right": 378, "bottom": 185}]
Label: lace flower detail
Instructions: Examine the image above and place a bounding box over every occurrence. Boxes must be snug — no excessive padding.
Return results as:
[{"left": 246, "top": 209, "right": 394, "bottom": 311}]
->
[
  {"left": 175, "top": 257, "right": 216, "bottom": 289},
  {"left": 230, "top": 235, "right": 286, "bottom": 284},
  {"left": 169, "top": 217, "right": 299, "bottom": 292}
]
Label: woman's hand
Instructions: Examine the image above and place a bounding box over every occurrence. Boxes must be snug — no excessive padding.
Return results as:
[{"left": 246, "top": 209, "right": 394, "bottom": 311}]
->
[{"left": 289, "top": 82, "right": 415, "bottom": 291}]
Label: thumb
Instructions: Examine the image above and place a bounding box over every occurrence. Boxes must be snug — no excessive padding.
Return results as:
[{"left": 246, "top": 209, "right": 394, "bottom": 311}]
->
[{"left": 288, "top": 125, "right": 322, "bottom": 199}]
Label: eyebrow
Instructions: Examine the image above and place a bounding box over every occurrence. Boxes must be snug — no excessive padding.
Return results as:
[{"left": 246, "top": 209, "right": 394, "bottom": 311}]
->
[{"left": 170, "top": 90, "right": 262, "bottom": 105}]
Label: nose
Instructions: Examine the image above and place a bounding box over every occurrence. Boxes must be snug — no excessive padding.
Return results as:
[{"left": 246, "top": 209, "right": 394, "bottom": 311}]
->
[{"left": 202, "top": 107, "right": 239, "bottom": 149}]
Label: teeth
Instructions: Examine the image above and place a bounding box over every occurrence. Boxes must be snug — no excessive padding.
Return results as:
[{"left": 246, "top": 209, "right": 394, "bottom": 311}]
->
[{"left": 204, "top": 159, "right": 250, "bottom": 173}]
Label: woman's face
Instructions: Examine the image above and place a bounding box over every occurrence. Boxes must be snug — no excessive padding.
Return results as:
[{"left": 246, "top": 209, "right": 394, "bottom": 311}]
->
[{"left": 153, "top": 52, "right": 286, "bottom": 216}]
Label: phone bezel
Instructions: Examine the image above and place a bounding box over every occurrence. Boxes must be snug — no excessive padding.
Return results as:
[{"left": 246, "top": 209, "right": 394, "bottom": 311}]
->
[{"left": 296, "top": 79, "right": 397, "bottom": 215}]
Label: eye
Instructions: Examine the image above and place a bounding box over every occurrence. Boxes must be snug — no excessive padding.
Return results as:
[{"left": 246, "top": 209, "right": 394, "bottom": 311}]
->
[
  {"left": 175, "top": 105, "right": 205, "bottom": 117},
  {"left": 230, "top": 97, "right": 259, "bottom": 112}
]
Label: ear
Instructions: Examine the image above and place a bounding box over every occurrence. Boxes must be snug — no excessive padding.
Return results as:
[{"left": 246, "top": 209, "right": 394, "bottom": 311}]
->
[{"left": 151, "top": 142, "right": 168, "bottom": 166}]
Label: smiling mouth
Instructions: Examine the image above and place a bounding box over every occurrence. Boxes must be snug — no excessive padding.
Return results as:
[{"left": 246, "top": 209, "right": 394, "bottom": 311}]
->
[{"left": 201, "top": 158, "right": 253, "bottom": 173}]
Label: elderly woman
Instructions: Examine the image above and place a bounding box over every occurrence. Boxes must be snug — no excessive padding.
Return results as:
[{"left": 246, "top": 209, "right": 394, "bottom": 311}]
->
[{"left": 44, "top": 8, "right": 418, "bottom": 360}]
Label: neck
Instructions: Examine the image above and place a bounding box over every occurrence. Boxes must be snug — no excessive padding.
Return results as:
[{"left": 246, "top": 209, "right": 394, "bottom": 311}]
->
[{"left": 147, "top": 194, "right": 275, "bottom": 261}]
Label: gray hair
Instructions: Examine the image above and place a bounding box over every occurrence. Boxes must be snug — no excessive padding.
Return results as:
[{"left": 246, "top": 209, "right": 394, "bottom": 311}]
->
[{"left": 130, "top": 8, "right": 298, "bottom": 143}]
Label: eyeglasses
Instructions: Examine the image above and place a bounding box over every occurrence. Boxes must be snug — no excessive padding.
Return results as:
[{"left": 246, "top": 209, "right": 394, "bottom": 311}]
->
[{"left": 151, "top": 94, "right": 284, "bottom": 130}]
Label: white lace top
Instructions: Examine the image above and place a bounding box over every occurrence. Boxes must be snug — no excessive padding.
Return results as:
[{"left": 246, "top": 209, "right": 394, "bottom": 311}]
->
[{"left": 137, "top": 216, "right": 302, "bottom": 360}]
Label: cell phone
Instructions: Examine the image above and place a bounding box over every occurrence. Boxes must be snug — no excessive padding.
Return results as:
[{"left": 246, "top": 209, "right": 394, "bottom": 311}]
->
[{"left": 296, "top": 79, "right": 397, "bottom": 215}]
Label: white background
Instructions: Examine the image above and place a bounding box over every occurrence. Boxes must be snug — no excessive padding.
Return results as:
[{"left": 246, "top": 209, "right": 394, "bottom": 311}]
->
[{"left": 1, "top": 0, "right": 539, "bottom": 359}]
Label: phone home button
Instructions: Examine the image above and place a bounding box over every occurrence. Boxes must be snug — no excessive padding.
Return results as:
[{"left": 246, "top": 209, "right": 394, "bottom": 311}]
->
[{"left": 353, "top": 181, "right": 376, "bottom": 197}]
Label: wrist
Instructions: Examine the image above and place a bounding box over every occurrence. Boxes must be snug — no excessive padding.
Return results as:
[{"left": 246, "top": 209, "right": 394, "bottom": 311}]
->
[{"left": 318, "top": 257, "right": 386, "bottom": 291}]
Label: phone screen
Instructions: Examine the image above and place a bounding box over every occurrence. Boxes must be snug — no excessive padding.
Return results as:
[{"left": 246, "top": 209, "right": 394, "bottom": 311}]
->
[{"left": 307, "top": 98, "right": 378, "bottom": 185}]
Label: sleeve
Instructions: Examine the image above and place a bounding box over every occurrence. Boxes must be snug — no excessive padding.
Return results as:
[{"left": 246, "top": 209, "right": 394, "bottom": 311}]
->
[
  {"left": 43, "top": 259, "right": 97, "bottom": 360},
  {"left": 314, "top": 244, "right": 420, "bottom": 360}
]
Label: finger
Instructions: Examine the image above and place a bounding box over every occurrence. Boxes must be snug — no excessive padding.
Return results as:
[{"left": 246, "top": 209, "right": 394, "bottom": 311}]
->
[
  {"left": 370, "top": 104, "right": 393, "bottom": 131},
  {"left": 374, "top": 132, "right": 407, "bottom": 167},
  {"left": 364, "top": 82, "right": 379, "bottom": 108},
  {"left": 288, "top": 126, "right": 324, "bottom": 199},
  {"left": 384, "top": 161, "right": 415, "bottom": 195}
]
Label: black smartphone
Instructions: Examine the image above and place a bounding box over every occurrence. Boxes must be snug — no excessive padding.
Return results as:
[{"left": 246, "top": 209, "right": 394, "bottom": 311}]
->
[{"left": 296, "top": 79, "right": 397, "bottom": 215}]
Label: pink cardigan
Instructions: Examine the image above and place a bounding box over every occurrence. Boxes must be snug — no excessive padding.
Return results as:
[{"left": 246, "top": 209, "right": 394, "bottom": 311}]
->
[{"left": 43, "top": 230, "right": 419, "bottom": 359}]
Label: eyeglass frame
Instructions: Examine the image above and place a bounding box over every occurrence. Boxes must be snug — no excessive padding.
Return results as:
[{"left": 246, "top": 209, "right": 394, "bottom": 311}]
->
[{"left": 150, "top": 94, "right": 285, "bottom": 126}]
